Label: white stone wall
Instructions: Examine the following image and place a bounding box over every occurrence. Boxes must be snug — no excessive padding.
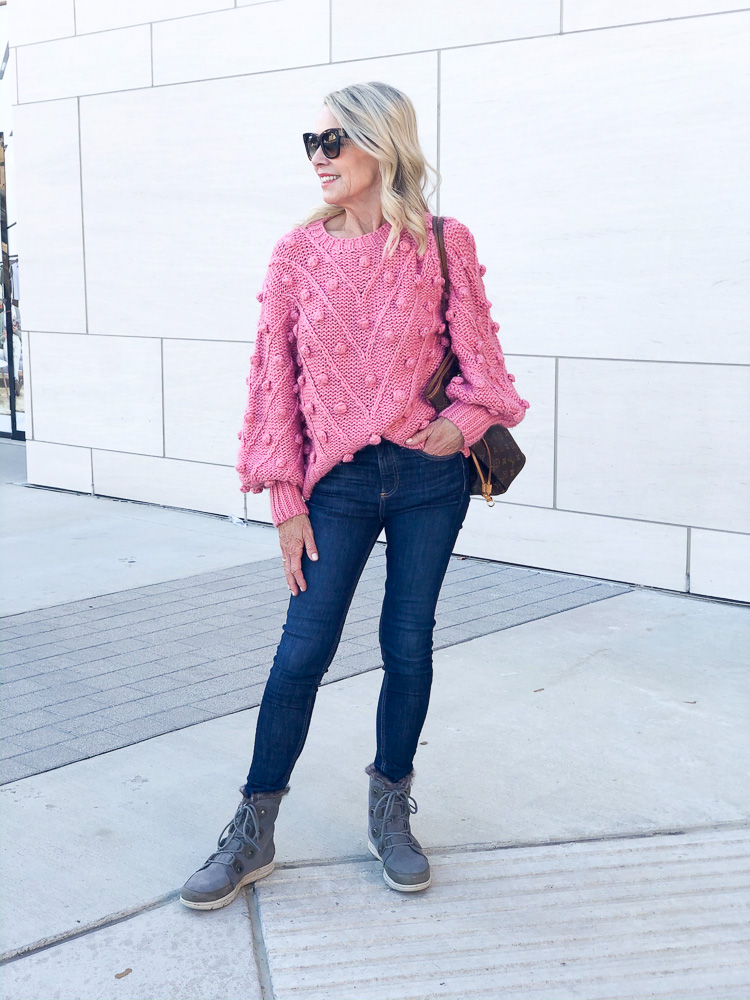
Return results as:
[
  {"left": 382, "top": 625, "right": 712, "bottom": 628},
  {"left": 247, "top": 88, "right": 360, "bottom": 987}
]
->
[{"left": 10, "top": 0, "right": 750, "bottom": 601}]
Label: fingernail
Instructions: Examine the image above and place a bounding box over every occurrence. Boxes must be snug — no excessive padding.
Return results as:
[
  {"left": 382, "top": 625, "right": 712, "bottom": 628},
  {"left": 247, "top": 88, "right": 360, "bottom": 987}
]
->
[
  {"left": 311, "top": 553, "right": 318, "bottom": 561},
  {"left": 405, "top": 438, "right": 413, "bottom": 443}
]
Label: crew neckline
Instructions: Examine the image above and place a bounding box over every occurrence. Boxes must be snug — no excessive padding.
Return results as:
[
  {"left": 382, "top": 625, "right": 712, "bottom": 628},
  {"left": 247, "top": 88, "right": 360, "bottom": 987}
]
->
[{"left": 313, "top": 216, "right": 392, "bottom": 249}]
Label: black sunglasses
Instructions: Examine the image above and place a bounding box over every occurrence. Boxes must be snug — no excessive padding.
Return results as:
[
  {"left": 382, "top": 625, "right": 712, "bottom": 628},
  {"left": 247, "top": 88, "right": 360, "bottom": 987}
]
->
[{"left": 302, "top": 128, "right": 350, "bottom": 160}]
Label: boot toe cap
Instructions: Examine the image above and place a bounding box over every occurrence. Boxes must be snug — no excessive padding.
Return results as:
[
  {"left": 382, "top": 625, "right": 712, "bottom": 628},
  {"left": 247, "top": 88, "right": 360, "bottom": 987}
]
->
[{"left": 181, "top": 865, "right": 234, "bottom": 902}]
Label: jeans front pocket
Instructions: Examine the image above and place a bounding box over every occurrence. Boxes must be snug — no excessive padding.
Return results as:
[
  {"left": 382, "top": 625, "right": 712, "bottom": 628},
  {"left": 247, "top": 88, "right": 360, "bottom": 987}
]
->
[{"left": 415, "top": 447, "right": 461, "bottom": 462}]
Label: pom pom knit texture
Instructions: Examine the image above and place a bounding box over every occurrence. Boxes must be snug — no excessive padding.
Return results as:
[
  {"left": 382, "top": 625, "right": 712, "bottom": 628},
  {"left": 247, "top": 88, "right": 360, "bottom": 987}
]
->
[{"left": 235, "top": 209, "right": 530, "bottom": 526}]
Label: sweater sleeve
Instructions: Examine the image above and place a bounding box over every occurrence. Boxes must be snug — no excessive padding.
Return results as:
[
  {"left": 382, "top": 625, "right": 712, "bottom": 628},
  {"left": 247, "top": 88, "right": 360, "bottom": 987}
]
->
[
  {"left": 235, "top": 258, "right": 310, "bottom": 527},
  {"left": 437, "top": 217, "right": 530, "bottom": 452}
]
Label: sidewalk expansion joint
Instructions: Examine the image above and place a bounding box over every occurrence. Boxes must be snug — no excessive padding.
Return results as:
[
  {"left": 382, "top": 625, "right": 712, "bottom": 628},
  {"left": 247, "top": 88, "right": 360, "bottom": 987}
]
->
[
  {"left": 244, "top": 884, "right": 275, "bottom": 1000},
  {"left": 0, "top": 889, "right": 180, "bottom": 967}
]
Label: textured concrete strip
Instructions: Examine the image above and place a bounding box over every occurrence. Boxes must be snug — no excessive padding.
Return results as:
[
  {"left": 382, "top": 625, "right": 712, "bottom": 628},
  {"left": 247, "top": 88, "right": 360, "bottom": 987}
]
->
[
  {"left": 0, "top": 898, "right": 263, "bottom": 1000},
  {"left": 256, "top": 827, "right": 750, "bottom": 1000},
  {"left": 1, "top": 550, "right": 629, "bottom": 781}
]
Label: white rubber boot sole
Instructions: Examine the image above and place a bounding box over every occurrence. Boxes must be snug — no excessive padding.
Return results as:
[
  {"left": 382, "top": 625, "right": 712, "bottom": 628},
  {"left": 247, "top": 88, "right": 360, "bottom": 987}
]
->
[
  {"left": 179, "top": 860, "right": 275, "bottom": 910},
  {"left": 367, "top": 839, "right": 431, "bottom": 892}
]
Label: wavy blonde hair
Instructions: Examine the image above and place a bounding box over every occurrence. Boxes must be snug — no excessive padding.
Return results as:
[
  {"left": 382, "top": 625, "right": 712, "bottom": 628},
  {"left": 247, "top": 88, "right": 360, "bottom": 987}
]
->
[{"left": 295, "top": 81, "right": 440, "bottom": 260}]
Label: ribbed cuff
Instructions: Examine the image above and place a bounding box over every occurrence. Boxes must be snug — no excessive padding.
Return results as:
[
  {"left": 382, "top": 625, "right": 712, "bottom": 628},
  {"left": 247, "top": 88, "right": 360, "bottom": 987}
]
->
[
  {"left": 269, "top": 481, "right": 309, "bottom": 527},
  {"left": 440, "top": 401, "right": 497, "bottom": 450}
]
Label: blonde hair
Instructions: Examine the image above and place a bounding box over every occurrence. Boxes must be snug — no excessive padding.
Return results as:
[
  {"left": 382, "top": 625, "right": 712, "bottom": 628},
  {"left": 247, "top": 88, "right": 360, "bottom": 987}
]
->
[{"left": 295, "top": 82, "right": 440, "bottom": 259}]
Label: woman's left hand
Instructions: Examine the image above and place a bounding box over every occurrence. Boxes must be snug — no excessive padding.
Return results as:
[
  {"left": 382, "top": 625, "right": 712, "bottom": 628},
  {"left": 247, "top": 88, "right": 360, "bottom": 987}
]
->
[{"left": 405, "top": 416, "right": 464, "bottom": 456}]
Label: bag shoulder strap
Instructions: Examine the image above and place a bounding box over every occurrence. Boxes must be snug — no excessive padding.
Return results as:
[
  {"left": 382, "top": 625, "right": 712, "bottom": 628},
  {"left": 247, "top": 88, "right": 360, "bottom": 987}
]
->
[{"left": 431, "top": 215, "right": 451, "bottom": 303}]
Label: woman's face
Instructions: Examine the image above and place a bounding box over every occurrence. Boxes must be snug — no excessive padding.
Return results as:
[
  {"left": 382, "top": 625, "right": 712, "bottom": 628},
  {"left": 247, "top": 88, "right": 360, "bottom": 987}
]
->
[{"left": 310, "top": 107, "right": 381, "bottom": 208}]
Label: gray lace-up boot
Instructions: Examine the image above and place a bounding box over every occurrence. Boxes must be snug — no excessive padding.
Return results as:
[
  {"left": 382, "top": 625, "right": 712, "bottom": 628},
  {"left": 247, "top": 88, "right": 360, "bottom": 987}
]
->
[
  {"left": 180, "top": 786, "right": 289, "bottom": 910},
  {"left": 365, "top": 763, "right": 431, "bottom": 892}
]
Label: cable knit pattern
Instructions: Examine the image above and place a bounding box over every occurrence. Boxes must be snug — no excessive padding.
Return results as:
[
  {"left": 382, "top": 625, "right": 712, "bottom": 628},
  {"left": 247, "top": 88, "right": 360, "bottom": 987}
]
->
[{"left": 236, "top": 209, "right": 530, "bottom": 526}]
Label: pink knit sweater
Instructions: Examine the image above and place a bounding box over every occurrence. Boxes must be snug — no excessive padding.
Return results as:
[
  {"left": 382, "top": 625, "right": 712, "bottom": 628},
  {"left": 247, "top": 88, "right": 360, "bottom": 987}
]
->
[{"left": 236, "top": 209, "right": 530, "bottom": 526}]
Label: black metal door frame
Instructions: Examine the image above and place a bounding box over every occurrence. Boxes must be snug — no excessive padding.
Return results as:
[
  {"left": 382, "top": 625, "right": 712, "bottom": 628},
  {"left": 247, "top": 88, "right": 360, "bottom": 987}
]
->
[{"left": 0, "top": 128, "right": 24, "bottom": 440}]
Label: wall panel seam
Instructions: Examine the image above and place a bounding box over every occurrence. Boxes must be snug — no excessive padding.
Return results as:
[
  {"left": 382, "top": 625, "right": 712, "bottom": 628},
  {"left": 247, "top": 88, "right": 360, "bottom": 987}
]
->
[
  {"left": 76, "top": 96, "right": 89, "bottom": 334},
  {"left": 553, "top": 356, "right": 559, "bottom": 509}
]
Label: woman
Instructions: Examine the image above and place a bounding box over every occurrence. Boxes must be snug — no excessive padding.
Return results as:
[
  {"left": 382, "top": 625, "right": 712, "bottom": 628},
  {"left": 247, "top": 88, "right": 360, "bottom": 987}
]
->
[{"left": 180, "top": 81, "right": 529, "bottom": 910}]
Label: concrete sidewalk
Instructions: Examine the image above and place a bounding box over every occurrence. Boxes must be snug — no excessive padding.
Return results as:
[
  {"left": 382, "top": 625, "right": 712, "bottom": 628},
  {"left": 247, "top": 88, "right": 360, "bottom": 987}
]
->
[{"left": 1, "top": 439, "right": 749, "bottom": 999}]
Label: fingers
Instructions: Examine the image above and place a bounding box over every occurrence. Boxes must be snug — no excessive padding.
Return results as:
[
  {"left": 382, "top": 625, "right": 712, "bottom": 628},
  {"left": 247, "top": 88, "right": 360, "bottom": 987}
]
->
[
  {"left": 303, "top": 522, "right": 319, "bottom": 563},
  {"left": 279, "top": 517, "right": 319, "bottom": 595},
  {"left": 281, "top": 555, "right": 301, "bottom": 596},
  {"left": 405, "top": 428, "right": 428, "bottom": 445},
  {"left": 290, "top": 544, "right": 307, "bottom": 594}
]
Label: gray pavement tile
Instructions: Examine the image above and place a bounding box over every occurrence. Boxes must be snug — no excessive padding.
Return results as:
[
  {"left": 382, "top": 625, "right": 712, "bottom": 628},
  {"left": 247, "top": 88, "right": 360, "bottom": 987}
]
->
[
  {"left": 324, "top": 650, "right": 383, "bottom": 682},
  {"left": 125, "top": 672, "right": 203, "bottom": 695},
  {"left": 1, "top": 664, "right": 51, "bottom": 685},
  {"left": 60, "top": 730, "right": 135, "bottom": 757},
  {"left": 191, "top": 684, "right": 267, "bottom": 716},
  {"left": 0, "top": 708, "right": 69, "bottom": 737},
  {"left": 47, "top": 712, "right": 129, "bottom": 737},
  {"left": 1, "top": 644, "right": 78, "bottom": 668},
  {"left": 184, "top": 628, "right": 281, "bottom": 652},
  {"left": 194, "top": 649, "right": 273, "bottom": 674},
  {"left": 1, "top": 681, "right": 105, "bottom": 717},
  {"left": 341, "top": 619, "right": 380, "bottom": 639},
  {"left": 144, "top": 621, "right": 229, "bottom": 641},
  {"left": 336, "top": 637, "right": 374, "bottom": 655},
  {"left": 106, "top": 706, "right": 217, "bottom": 743},
  {"left": 0, "top": 626, "right": 26, "bottom": 640},
  {"left": 0, "top": 757, "right": 37, "bottom": 783},
  {"left": 4, "top": 742, "right": 89, "bottom": 775},
  {"left": 0, "top": 640, "right": 28, "bottom": 654},
  {"left": 46, "top": 695, "right": 146, "bottom": 723},
  {"left": 0, "top": 676, "right": 51, "bottom": 699},
  {"left": 86, "top": 685, "right": 154, "bottom": 707},
  {"left": 70, "top": 656, "right": 211, "bottom": 689},
  {"left": 62, "top": 643, "right": 170, "bottom": 677},
  {"left": 0, "top": 736, "right": 35, "bottom": 758},
  {"left": 1, "top": 650, "right": 103, "bottom": 675},
  {"left": 71, "top": 698, "right": 166, "bottom": 726},
  {"left": 1, "top": 724, "right": 80, "bottom": 756}
]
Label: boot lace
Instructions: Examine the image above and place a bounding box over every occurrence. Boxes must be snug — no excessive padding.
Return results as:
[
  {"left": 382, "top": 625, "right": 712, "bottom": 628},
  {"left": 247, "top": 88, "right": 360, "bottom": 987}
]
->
[
  {"left": 202, "top": 800, "right": 261, "bottom": 870},
  {"left": 373, "top": 789, "right": 422, "bottom": 853}
]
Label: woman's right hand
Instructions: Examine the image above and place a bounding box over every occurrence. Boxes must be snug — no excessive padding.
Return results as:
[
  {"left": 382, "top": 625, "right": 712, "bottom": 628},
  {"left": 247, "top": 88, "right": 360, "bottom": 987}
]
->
[{"left": 278, "top": 513, "right": 319, "bottom": 595}]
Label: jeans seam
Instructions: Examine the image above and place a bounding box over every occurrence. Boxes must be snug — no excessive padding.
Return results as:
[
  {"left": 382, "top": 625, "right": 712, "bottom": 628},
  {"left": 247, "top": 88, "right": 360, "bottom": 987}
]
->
[
  {"left": 284, "top": 688, "right": 317, "bottom": 783},
  {"left": 378, "top": 670, "right": 390, "bottom": 774}
]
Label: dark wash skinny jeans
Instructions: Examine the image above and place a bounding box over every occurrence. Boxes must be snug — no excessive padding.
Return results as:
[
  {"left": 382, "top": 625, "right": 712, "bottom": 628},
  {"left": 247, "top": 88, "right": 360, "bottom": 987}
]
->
[{"left": 243, "top": 439, "right": 472, "bottom": 794}]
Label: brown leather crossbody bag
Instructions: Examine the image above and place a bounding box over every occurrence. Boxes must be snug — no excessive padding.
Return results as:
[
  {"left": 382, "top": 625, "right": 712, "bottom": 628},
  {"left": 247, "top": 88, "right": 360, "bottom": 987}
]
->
[{"left": 424, "top": 215, "right": 527, "bottom": 505}]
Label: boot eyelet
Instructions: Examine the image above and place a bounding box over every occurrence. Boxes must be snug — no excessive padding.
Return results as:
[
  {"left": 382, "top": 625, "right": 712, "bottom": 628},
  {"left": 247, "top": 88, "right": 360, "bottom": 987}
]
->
[
  {"left": 369, "top": 808, "right": 375, "bottom": 816},
  {"left": 260, "top": 809, "right": 266, "bottom": 815},
  {"left": 373, "top": 828, "right": 380, "bottom": 836}
]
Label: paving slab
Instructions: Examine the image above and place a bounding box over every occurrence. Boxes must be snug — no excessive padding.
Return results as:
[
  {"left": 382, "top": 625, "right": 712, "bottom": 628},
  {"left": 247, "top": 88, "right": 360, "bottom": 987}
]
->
[
  {"left": 0, "top": 898, "right": 262, "bottom": 1000},
  {"left": 255, "top": 827, "right": 750, "bottom": 1000},
  {"left": 1, "top": 590, "right": 747, "bottom": 960}
]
